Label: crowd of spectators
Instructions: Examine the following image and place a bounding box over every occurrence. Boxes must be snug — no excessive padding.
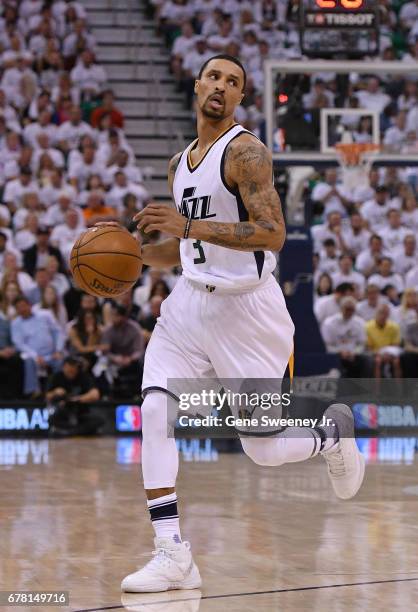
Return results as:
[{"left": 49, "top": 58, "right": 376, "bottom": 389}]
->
[
  {"left": 0, "top": 0, "right": 178, "bottom": 403},
  {"left": 311, "top": 166, "right": 418, "bottom": 378},
  {"left": 148, "top": 0, "right": 418, "bottom": 150},
  {"left": 145, "top": 0, "right": 418, "bottom": 377},
  {"left": 1, "top": 0, "right": 418, "bottom": 397}
]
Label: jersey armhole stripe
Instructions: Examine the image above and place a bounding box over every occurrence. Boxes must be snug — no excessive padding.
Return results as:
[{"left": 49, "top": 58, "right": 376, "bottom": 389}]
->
[
  {"left": 221, "top": 130, "right": 266, "bottom": 280},
  {"left": 235, "top": 184, "right": 266, "bottom": 280},
  {"left": 219, "top": 129, "right": 252, "bottom": 196}
]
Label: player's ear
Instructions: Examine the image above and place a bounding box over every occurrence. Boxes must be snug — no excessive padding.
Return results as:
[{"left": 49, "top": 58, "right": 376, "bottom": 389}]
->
[{"left": 194, "top": 80, "right": 199, "bottom": 94}]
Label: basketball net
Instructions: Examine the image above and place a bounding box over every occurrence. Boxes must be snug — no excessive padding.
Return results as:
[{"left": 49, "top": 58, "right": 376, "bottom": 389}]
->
[{"left": 335, "top": 135, "right": 380, "bottom": 193}]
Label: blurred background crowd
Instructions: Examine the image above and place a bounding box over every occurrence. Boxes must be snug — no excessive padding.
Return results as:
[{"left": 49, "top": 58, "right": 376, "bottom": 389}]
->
[
  {"left": 1, "top": 0, "right": 418, "bottom": 411},
  {"left": 153, "top": 0, "right": 418, "bottom": 149},
  {"left": 0, "top": 0, "right": 181, "bottom": 404},
  {"left": 151, "top": 0, "right": 418, "bottom": 378},
  {"left": 310, "top": 167, "right": 418, "bottom": 379}
]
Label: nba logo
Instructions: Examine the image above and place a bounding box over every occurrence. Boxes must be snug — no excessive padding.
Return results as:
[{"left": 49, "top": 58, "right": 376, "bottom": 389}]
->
[
  {"left": 116, "top": 405, "right": 142, "bottom": 432},
  {"left": 352, "top": 403, "right": 378, "bottom": 430}
]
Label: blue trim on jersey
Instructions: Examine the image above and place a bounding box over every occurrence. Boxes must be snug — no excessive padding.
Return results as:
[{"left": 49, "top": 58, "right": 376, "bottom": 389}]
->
[
  {"left": 219, "top": 130, "right": 249, "bottom": 195},
  {"left": 235, "top": 188, "right": 265, "bottom": 279},
  {"left": 187, "top": 123, "right": 238, "bottom": 173},
  {"left": 220, "top": 132, "right": 266, "bottom": 280}
]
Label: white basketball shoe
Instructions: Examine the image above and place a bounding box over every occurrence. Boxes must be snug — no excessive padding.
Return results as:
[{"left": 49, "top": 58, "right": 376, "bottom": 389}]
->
[
  {"left": 121, "top": 537, "right": 202, "bottom": 593},
  {"left": 321, "top": 403, "right": 365, "bottom": 500}
]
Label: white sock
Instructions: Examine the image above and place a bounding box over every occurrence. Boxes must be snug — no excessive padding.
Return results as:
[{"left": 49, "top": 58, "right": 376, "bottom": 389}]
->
[
  {"left": 147, "top": 492, "right": 182, "bottom": 543},
  {"left": 141, "top": 392, "right": 179, "bottom": 489}
]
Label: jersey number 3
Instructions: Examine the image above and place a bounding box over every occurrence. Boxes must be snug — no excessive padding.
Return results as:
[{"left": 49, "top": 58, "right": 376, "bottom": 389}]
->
[{"left": 192, "top": 240, "right": 206, "bottom": 264}]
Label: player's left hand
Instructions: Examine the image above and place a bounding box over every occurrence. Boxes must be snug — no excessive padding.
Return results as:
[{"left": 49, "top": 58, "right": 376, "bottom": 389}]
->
[{"left": 134, "top": 204, "right": 186, "bottom": 238}]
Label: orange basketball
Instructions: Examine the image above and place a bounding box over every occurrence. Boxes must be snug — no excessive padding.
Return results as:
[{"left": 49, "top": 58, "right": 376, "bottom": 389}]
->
[{"left": 70, "top": 226, "right": 142, "bottom": 297}]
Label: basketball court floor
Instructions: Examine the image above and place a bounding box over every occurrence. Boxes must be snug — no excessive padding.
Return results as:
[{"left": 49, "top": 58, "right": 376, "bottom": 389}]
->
[{"left": 1, "top": 436, "right": 418, "bottom": 612}]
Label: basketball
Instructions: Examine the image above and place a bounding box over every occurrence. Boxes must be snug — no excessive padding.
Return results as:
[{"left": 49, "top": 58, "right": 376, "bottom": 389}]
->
[{"left": 70, "top": 226, "right": 142, "bottom": 297}]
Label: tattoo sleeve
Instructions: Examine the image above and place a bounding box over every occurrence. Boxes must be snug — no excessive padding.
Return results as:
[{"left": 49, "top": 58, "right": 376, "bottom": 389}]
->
[{"left": 188, "top": 137, "right": 286, "bottom": 252}]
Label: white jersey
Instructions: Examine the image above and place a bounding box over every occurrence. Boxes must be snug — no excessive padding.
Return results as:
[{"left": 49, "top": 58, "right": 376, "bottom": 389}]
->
[{"left": 173, "top": 123, "right": 277, "bottom": 290}]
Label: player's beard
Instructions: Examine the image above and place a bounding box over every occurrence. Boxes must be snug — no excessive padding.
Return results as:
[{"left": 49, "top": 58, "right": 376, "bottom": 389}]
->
[{"left": 201, "top": 96, "right": 226, "bottom": 119}]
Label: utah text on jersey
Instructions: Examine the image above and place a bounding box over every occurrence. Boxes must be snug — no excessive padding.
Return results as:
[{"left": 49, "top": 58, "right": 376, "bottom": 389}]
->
[
  {"left": 173, "top": 123, "right": 277, "bottom": 290},
  {"left": 178, "top": 187, "right": 216, "bottom": 220}
]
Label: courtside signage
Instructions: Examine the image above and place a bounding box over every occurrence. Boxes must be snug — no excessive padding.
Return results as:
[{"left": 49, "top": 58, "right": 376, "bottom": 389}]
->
[
  {"left": 115, "top": 405, "right": 142, "bottom": 432},
  {"left": 0, "top": 408, "right": 50, "bottom": 431},
  {"left": 353, "top": 403, "right": 418, "bottom": 429}
]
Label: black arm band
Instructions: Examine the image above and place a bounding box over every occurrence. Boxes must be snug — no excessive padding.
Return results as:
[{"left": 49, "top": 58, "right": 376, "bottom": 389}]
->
[{"left": 183, "top": 217, "right": 192, "bottom": 239}]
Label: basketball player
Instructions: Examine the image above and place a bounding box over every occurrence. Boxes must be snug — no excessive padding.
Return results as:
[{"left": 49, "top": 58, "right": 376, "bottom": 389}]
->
[{"left": 107, "top": 55, "right": 365, "bottom": 592}]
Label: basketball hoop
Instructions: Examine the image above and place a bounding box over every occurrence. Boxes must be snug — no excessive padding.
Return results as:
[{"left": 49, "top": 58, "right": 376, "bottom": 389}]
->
[
  {"left": 335, "top": 143, "right": 380, "bottom": 166},
  {"left": 335, "top": 143, "right": 381, "bottom": 192}
]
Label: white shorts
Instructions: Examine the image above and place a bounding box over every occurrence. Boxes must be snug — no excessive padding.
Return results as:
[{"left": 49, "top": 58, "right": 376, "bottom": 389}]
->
[{"left": 142, "top": 274, "right": 295, "bottom": 398}]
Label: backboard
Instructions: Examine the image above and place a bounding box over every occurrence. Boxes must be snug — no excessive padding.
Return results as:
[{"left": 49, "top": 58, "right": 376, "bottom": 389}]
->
[
  {"left": 264, "top": 60, "right": 418, "bottom": 169},
  {"left": 264, "top": 59, "right": 418, "bottom": 224},
  {"left": 320, "top": 108, "right": 380, "bottom": 153}
]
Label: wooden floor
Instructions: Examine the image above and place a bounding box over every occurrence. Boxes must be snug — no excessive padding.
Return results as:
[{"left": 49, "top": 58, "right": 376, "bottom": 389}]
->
[{"left": 1, "top": 436, "right": 418, "bottom": 612}]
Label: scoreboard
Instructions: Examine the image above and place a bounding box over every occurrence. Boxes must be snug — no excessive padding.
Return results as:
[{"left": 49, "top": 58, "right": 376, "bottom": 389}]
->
[
  {"left": 300, "top": 0, "right": 379, "bottom": 58},
  {"left": 315, "top": 0, "right": 366, "bottom": 8}
]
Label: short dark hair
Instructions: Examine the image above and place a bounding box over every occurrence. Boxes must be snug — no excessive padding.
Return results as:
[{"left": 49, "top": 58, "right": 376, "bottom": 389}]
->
[
  {"left": 381, "top": 284, "right": 395, "bottom": 296},
  {"left": 335, "top": 282, "right": 354, "bottom": 294},
  {"left": 64, "top": 356, "right": 81, "bottom": 368},
  {"left": 323, "top": 238, "right": 336, "bottom": 247},
  {"left": 14, "top": 294, "right": 30, "bottom": 306},
  {"left": 198, "top": 54, "right": 247, "bottom": 90},
  {"left": 370, "top": 234, "right": 382, "bottom": 243}
]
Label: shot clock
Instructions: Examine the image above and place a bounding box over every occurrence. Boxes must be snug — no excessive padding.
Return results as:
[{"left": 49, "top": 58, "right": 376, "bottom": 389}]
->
[
  {"left": 300, "top": 0, "right": 379, "bottom": 58},
  {"left": 316, "top": 1, "right": 365, "bottom": 7}
]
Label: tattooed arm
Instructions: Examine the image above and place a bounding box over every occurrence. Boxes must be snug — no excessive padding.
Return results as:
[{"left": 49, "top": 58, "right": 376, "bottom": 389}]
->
[
  {"left": 188, "top": 134, "right": 285, "bottom": 251},
  {"left": 135, "top": 135, "right": 285, "bottom": 252}
]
